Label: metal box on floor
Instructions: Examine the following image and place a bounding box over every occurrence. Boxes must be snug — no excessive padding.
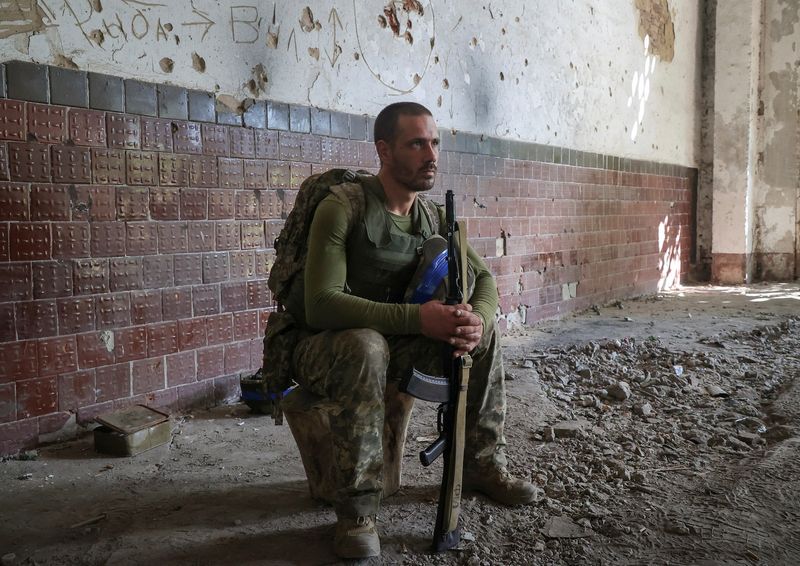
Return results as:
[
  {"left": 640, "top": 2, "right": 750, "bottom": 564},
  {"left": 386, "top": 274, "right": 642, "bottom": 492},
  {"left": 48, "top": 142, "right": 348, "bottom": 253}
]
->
[{"left": 94, "top": 405, "right": 171, "bottom": 456}]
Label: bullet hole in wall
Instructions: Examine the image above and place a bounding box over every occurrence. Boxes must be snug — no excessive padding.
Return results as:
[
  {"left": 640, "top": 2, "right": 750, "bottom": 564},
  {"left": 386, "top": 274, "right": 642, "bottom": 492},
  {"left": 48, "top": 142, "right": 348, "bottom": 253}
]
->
[
  {"left": 164, "top": 23, "right": 173, "bottom": 32},
  {"left": 160, "top": 58, "right": 174, "bottom": 73},
  {"left": 500, "top": 72, "right": 504, "bottom": 81},
  {"left": 192, "top": 52, "right": 206, "bottom": 73},
  {"left": 89, "top": 29, "right": 104, "bottom": 46},
  {"left": 442, "top": 78, "right": 449, "bottom": 89}
]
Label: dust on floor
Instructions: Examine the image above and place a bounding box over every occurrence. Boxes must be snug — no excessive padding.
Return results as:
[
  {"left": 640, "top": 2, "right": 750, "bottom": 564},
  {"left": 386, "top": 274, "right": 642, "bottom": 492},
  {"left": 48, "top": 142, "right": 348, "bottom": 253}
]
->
[{"left": 1, "top": 283, "right": 798, "bottom": 565}]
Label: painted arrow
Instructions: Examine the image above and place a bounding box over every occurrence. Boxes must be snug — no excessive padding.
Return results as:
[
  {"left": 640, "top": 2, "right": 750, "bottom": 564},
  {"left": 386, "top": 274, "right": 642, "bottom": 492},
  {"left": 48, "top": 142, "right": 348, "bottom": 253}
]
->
[
  {"left": 182, "top": 2, "right": 215, "bottom": 41},
  {"left": 325, "top": 7, "right": 343, "bottom": 67}
]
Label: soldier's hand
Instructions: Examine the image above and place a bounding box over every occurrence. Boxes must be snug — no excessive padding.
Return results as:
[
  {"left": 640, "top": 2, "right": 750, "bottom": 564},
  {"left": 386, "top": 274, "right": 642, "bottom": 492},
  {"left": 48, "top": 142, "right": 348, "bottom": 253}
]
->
[{"left": 419, "top": 301, "right": 483, "bottom": 356}]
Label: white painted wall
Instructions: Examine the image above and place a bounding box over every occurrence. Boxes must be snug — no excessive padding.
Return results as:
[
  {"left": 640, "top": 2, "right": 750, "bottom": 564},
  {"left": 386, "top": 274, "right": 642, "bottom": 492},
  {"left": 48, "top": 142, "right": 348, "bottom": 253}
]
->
[{"left": 0, "top": 0, "right": 701, "bottom": 166}]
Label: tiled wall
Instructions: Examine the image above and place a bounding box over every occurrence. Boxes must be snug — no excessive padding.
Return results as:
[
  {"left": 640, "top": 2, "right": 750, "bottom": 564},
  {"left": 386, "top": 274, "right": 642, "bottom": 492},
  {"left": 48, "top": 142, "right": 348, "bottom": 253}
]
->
[{"left": 0, "top": 61, "right": 695, "bottom": 455}]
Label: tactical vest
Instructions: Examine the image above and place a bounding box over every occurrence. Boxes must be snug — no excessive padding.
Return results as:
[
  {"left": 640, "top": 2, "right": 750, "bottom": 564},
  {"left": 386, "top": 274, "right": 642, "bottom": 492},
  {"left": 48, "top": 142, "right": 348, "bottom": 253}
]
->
[{"left": 338, "top": 177, "right": 440, "bottom": 304}]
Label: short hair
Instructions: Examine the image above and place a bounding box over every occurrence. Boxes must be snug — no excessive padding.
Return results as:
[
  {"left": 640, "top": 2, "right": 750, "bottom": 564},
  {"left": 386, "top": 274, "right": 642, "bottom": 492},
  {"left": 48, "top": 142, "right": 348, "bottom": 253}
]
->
[{"left": 373, "top": 102, "right": 432, "bottom": 144}]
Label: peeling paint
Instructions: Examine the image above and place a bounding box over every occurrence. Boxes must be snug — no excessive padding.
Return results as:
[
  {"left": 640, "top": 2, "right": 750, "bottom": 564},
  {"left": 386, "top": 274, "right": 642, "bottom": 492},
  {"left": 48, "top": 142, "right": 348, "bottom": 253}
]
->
[
  {"left": 299, "top": 7, "right": 319, "bottom": 32},
  {"left": 0, "top": 0, "right": 47, "bottom": 39},
  {"left": 634, "top": 0, "right": 675, "bottom": 62},
  {"left": 53, "top": 54, "right": 79, "bottom": 70},
  {"left": 768, "top": 0, "right": 799, "bottom": 41},
  {"left": 100, "top": 330, "right": 114, "bottom": 353},
  {"left": 308, "top": 46, "right": 320, "bottom": 60}
]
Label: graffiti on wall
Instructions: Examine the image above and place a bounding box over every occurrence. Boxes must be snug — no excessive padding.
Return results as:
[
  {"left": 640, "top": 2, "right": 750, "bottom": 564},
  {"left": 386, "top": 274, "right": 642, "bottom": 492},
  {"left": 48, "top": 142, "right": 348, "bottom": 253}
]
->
[{"left": 2, "top": 0, "right": 436, "bottom": 96}]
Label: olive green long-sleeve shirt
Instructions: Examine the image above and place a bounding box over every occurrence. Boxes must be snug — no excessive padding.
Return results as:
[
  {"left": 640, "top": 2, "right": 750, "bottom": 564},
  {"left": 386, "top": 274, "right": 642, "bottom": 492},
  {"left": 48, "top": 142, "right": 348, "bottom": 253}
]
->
[{"left": 304, "top": 191, "right": 498, "bottom": 334}]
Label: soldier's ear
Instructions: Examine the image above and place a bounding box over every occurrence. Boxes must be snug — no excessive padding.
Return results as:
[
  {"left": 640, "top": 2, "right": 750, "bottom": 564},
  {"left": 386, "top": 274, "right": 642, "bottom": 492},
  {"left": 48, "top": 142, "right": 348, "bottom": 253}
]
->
[{"left": 375, "top": 139, "right": 392, "bottom": 165}]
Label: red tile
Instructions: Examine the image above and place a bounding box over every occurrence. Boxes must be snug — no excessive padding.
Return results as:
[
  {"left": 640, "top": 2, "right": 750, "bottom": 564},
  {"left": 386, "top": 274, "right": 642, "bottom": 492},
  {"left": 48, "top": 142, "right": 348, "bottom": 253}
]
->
[
  {"left": 249, "top": 338, "right": 263, "bottom": 372},
  {"left": 0, "top": 142, "right": 8, "bottom": 181},
  {"left": 205, "top": 313, "right": 233, "bottom": 345},
  {"left": 57, "top": 296, "right": 95, "bottom": 335},
  {"left": 27, "top": 103, "right": 66, "bottom": 143},
  {"left": 73, "top": 258, "right": 110, "bottom": 295},
  {"left": 162, "top": 287, "right": 192, "bottom": 320},
  {"left": 229, "top": 127, "right": 255, "bottom": 158},
  {"left": 52, "top": 222, "right": 90, "bottom": 259},
  {"left": 173, "top": 252, "right": 202, "bottom": 285},
  {"left": 180, "top": 188, "right": 207, "bottom": 220},
  {"left": 76, "top": 331, "right": 115, "bottom": 368},
  {"left": 70, "top": 185, "right": 115, "bottom": 221},
  {"left": 192, "top": 284, "right": 220, "bottom": 316},
  {"left": 241, "top": 220, "right": 265, "bottom": 249},
  {"left": 0, "top": 418, "right": 39, "bottom": 454},
  {"left": 0, "top": 182, "right": 30, "bottom": 220},
  {"left": 157, "top": 222, "right": 188, "bottom": 254},
  {"left": 218, "top": 157, "right": 243, "bottom": 189},
  {"left": 143, "top": 386, "right": 178, "bottom": 409},
  {"left": 106, "top": 113, "right": 140, "bottom": 150},
  {"left": 109, "top": 257, "right": 143, "bottom": 292},
  {"left": 147, "top": 321, "right": 178, "bottom": 356},
  {"left": 230, "top": 250, "right": 256, "bottom": 279},
  {"left": 215, "top": 221, "right": 240, "bottom": 251},
  {"left": 178, "top": 318, "right": 206, "bottom": 351},
  {"left": 0, "top": 341, "right": 38, "bottom": 383},
  {"left": 166, "top": 351, "right": 196, "bottom": 387},
  {"left": 254, "top": 249, "right": 275, "bottom": 277},
  {"left": 17, "top": 376, "right": 58, "bottom": 418},
  {"left": 116, "top": 186, "right": 149, "bottom": 220},
  {"left": 91, "top": 148, "right": 126, "bottom": 184},
  {"left": 243, "top": 159, "right": 268, "bottom": 189},
  {"left": 159, "top": 154, "right": 191, "bottom": 186},
  {"left": 0, "top": 303, "right": 15, "bottom": 342},
  {"left": 290, "top": 162, "right": 311, "bottom": 189},
  {"left": 258, "top": 309, "right": 271, "bottom": 336},
  {"left": 0, "top": 100, "right": 26, "bottom": 141},
  {"left": 201, "top": 124, "right": 228, "bottom": 156},
  {"left": 208, "top": 189, "right": 235, "bottom": 219},
  {"left": 95, "top": 292, "right": 131, "bottom": 329},
  {"left": 187, "top": 221, "right": 214, "bottom": 252},
  {"left": 130, "top": 289, "right": 162, "bottom": 325},
  {"left": 76, "top": 400, "right": 115, "bottom": 425},
  {"left": 39, "top": 410, "right": 71, "bottom": 434},
  {"left": 58, "top": 369, "right": 96, "bottom": 410},
  {"left": 132, "top": 357, "right": 165, "bottom": 394},
  {"left": 188, "top": 155, "right": 218, "bottom": 187},
  {"left": 126, "top": 150, "right": 158, "bottom": 185},
  {"left": 269, "top": 160, "right": 290, "bottom": 188},
  {"left": 126, "top": 222, "right": 158, "bottom": 255},
  {"left": 278, "top": 132, "right": 303, "bottom": 161},
  {"left": 0, "top": 221, "right": 10, "bottom": 260},
  {"left": 37, "top": 336, "right": 78, "bottom": 376},
  {"left": 0, "top": 382, "right": 15, "bottom": 423},
  {"left": 90, "top": 222, "right": 126, "bottom": 257},
  {"left": 114, "top": 326, "right": 147, "bottom": 362},
  {"left": 265, "top": 219, "right": 284, "bottom": 248},
  {"left": 281, "top": 190, "right": 297, "bottom": 214},
  {"left": 224, "top": 341, "right": 251, "bottom": 374},
  {"left": 173, "top": 121, "right": 202, "bottom": 154},
  {"left": 140, "top": 117, "right": 173, "bottom": 152},
  {"left": 202, "top": 252, "right": 229, "bottom": 283},
  {"left": 10, "top": 223, "right": 50, "bottom": 260},
  {"left": 196, "top": 345, "right": 224, "bottom": 379},
  {"left": 142, "top": 255, "right": 173, "bottom": 288},
  {"left": 30, "top": 184, "right": 70, "bottom": 221},
  {"left": 0, "top": 264, "right": 32, "bottom": 302},
  {"left": 247, "top": 279, "right": 271, "bottom": 308},
  {"left": 33, "top": 261, "right": 73, "bottom": 299},
  {"left": 95, "top": 363, "right": 131, "bottom": 402},
  {"left": 68, "top": 108, "right": 106, "bottom": 147},
  {"left": 150, "top": 187, "right": 180, "bottom": 220},
  {"left": 221, "top": 281, "right": 247, "bottom": 312},
  {"left": 9, "top": 142, "right": 51, "bottom": 182},
  {"left": 15, "top": 300, "right": 58, "bottom": 339},
  {"left": 235, "top": 191, "right": 259, "bottom": 219},
  {"left": 254, "top": 130, "right": 278, "bottom": 159},
  {"left": 51, "top": 145, "right": 91, "bottom": 184}
]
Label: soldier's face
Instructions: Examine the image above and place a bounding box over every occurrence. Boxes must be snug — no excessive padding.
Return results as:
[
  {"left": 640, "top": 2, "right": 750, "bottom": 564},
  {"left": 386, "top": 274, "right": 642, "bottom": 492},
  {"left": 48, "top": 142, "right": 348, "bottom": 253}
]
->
[{"left": 383, "top": 114, "right": 439, "bottom": 192}]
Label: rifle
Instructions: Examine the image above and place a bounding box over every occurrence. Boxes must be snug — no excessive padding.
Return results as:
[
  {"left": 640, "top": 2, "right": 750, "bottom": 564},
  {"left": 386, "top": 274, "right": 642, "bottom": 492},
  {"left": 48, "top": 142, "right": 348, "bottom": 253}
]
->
[{"left": 400, "top": 189, "right": 472, "bottom": 552}]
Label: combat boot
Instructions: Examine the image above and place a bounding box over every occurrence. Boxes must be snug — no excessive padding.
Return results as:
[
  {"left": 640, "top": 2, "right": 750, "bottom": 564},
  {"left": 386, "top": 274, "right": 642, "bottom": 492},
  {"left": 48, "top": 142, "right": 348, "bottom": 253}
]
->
[
  {"left": 463, "top": 465, "right": 540, "bottom": 505},
  {"left": 333, "top": 515, "right": 380, "bottom": 559}
]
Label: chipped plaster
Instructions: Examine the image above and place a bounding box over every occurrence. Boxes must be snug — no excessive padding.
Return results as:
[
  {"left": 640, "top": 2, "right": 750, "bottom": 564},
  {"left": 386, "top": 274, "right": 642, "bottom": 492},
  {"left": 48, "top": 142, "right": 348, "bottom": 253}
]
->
[{"left": 0, "top": 0, "right": 701, "bottom": 166}]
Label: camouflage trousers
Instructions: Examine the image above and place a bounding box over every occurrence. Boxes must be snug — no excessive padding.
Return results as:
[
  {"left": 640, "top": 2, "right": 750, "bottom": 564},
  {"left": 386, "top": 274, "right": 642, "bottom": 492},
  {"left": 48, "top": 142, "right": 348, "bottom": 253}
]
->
[{"left": 292, "top": 322, "right": 507, "bottom": 518}]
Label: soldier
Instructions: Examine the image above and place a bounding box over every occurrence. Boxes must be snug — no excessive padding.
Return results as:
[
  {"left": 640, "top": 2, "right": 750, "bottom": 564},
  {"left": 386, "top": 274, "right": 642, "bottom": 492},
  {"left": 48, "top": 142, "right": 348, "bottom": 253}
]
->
[{"left": 293, "top": 102, "right": 536, "bottom": 559}]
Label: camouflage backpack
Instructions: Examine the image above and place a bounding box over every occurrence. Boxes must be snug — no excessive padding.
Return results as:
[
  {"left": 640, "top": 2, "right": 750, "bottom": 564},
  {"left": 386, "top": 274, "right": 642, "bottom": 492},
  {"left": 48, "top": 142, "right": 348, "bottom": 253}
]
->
[{"left": 261, "top": 169, "right": 370, "bottom": 423}]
